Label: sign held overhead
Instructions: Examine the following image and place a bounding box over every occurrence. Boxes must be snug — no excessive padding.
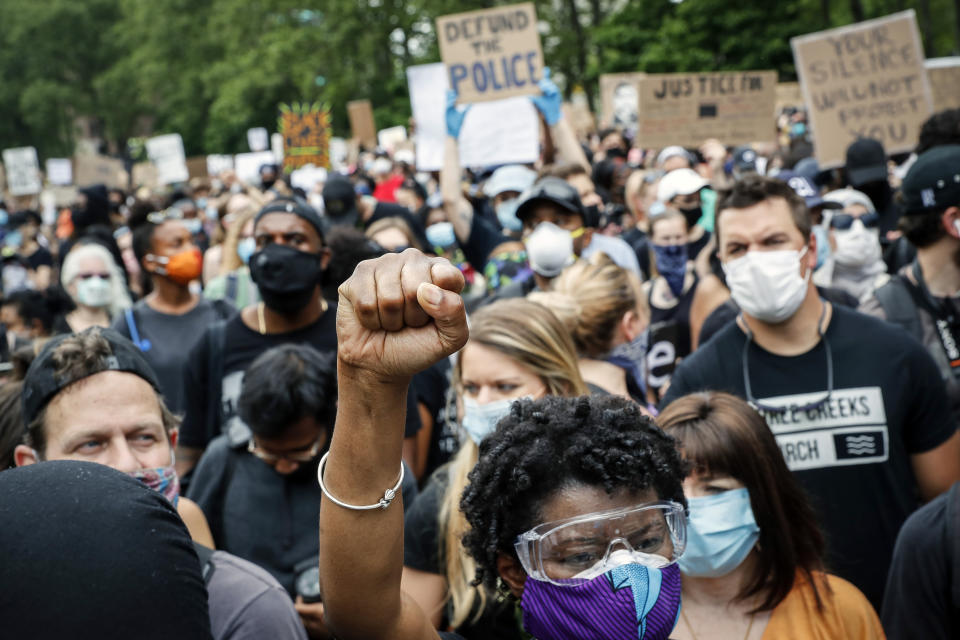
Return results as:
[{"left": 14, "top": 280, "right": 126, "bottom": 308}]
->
[
  {"left": 636, "top": 71, "right": 777, "bottom": 148},
  {"left": 436, "top": 2, "right": 544, "bottom": 104},
  {"left": 792, "top": 10, "right": 933, "bottom": 169},
  {"left": 2, "top": 147, "right": 42, "bottom": 196}
]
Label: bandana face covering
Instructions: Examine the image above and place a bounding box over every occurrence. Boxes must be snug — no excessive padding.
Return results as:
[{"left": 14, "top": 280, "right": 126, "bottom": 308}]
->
[
  {"left": 128, "top": 464, "right": 180, "bottom": 508},
  {"left": 520, "top": 562, "right": 682, "bottom": 640}
]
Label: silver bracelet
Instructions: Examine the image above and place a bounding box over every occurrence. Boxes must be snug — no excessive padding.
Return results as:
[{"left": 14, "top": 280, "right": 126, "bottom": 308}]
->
[{"left": 317, "top": 451, "right": 404, "bottom": 510}]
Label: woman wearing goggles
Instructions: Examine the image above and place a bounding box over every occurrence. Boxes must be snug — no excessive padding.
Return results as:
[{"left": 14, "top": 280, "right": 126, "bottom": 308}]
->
[
  {"left": 319, "top": 250, "right": 688, "bottom": 640},
  {"left": 658, "top": 392, "right": 883, "bottom": 639}
]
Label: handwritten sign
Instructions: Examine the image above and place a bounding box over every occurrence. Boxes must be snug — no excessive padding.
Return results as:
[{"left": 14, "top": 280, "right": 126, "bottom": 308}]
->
[
  {"left": 436, "top": 2, "right": 543, "bottom": 104},
  {"left": 146, "top": 134, "right": 189, "bottom": 184},
  {"left": 234, "top": 151, "right": 276, "bottom": 184},
  {"left": 792, "top": 10, "right": 933, "bottom": 169},
  {"left": 378, "top": 126, "right": 408, "bottom": 153},
  {"left": 926, "top": 57, "right": 960, "bottom": 112},
  {"left": 2, "top": 147, "right": 42, "bottom": 196},
  {"left": 635, "top": 71, "right": 777, "bottom": 148},
  {"left": 45, "top": 158, "right": 73, "bottom": 186},
  {"left": 599, "top": 73, "right": 645, "bottom": 129},
  {"left": 406, "top": 62, "right": 539, "bottom": 171},
  {"left": 347, "top": 100, "right": 377, "bottom": 150},
  {"left": 279, "top": 102, "right": 330, "bottom": 171},
  {"left": 775, "top": 82, "right": 805, "bottom": 113}
]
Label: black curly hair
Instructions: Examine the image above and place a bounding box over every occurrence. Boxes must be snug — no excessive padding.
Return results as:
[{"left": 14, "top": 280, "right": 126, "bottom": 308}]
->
[{"left": 460, "top": 394, "right": 689, "bottom": 589}]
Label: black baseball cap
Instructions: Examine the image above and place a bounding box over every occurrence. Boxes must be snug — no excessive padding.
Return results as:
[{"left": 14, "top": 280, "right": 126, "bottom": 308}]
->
[
  {"left": 321, "top": 176, "right": 360, "bottom": 228},
  {"left": 900, "top": 145, "right": 960, "bottom": 216},
  {"left": 255, "top": 197, "right": 327, "bottom": 241},
  {"left": 22, "top": 328, "right": 162, "bottom": 427},
  {"left": 845, "top": 138, "right": 888, "bottom": 186},
  {"left": 515, "top": 177, "right": 585, "bottom": 226}
]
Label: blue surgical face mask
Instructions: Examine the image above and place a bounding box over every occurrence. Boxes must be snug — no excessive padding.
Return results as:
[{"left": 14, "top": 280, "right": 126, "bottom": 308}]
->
[
  {"left": 678, "top": 488, "right": 759, "bottom": 578},
  {"left": 237, "top": 237, "right": 256, "bottom": 265},
  {"left": 461, "top": 397, "right": 516, "bottom": 444},
  {"left": 496, "top": 198, "right": 522, "bottom": 232},
  {"left": 426, "top": 222, "right": 456, "bottom": 249},
  {"left": 812, "top": 224, "right": 830, "bottom": 270},
  {"left": 4, "top": 230, "right": 22, "bottom": 249},
  {"left": 183, "top": 218, "right": 203, "bottom": 235}
]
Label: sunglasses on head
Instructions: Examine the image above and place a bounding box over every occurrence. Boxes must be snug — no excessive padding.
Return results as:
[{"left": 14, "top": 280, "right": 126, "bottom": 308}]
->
[{"left": 830, "top": 212, "right": 879, "bottom": 230}]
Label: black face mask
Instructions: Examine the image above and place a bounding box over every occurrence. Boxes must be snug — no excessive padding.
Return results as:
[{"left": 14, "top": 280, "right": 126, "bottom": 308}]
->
[
  {"left": 249, "top": 244, "right": 323, "bottom": 315},
  {"left": 679, "top": 205, "right": 703, "bottom": 229}
]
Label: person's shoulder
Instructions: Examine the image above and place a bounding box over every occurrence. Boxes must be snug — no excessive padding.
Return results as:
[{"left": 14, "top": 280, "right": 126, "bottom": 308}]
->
[
  {"left": 897, "top": 484, "right": 951, "bottom": 545},
  {"left": 816, "top": 573, "right": 885, "bottom": 636},
  {"left": 209, "top": 549, "right": 287, "bottom": 594},
  {"left": 197, "top": 435, "right": 235, "bottom": 465},
  {"left": 831, "top": 303, "right": 918, "bottom": 344}
]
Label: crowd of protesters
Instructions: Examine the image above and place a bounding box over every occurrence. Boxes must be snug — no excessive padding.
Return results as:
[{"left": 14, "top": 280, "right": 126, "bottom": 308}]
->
[{"left": 1, "top": 71, "right": 960, "bottom": 640}]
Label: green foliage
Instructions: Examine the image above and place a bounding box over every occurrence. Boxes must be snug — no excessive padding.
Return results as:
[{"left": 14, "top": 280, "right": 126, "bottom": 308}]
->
[{"left": 0, "top": 0, "right": 957, "bottom": 161}]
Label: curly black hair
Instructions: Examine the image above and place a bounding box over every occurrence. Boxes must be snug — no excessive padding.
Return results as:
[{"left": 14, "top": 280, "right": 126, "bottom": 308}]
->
[{"left": 460, "top": 394, "right": 689, "bottom": 589}]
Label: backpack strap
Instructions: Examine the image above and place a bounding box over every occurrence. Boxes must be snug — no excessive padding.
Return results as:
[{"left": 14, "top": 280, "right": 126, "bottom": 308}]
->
[
  {"left": 206, "top": 320, "right": 228, "bottom": 436},
  {"left": 192, "top": 542, "right": 216, "bottom": 585},
  {"left": 873, "top": 275, "right": 924, "bottom": 342},
  {"left": 225, "top": 273, "right": 239, "bottom": 306},
  {"left": 124, "top": 308, "right": 152, "bottom": 352}
]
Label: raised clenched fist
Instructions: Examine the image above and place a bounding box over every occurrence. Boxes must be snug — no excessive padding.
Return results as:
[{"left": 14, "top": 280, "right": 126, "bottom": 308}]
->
[{"left": 337, "top": 249, "right": 468, "bottom": 383}]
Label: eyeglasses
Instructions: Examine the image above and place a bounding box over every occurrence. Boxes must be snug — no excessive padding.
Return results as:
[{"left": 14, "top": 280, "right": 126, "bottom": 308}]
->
[
  {"left": 247, "top": 436, "right": 324, "bottom": 465},
  {"left": 514, "top": 501, "right": 686, "bottom": 587},
  {"left": 830, "top": 212, "right": 879, "bottom": 230}
]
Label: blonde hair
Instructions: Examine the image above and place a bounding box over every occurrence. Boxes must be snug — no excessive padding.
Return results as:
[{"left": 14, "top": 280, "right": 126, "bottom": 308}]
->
[
  {"left": 440, "top": 298, "right": 586, "bottom": 627},
  {"left": 218, "top": 207, "right": 257, "bottom": 275},
  {"left": 364, "top": 216, "right": 423, "bottom": 252},
  {"left": 545, "top": 253, "right": 639, "bottom": 358},
  {"left": 60, "top": 242, "right": 133, "bottom": 318}
]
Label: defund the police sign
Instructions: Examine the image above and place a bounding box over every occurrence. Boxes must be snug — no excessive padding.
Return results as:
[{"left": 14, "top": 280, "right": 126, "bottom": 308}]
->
[{"left": 436, "top": 2, "right": 544, "bottom": 104}]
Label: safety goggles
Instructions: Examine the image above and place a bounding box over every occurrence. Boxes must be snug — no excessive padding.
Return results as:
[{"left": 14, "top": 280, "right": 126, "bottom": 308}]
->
[
  {"left": 830, "top": 212, "right": 879, "bottom": 230},
  {"left": 514, "top": 501, "right": 686, "bottom": 587},
  {"left": 247, "top": 436, "right": 324, "bottom": 465}
]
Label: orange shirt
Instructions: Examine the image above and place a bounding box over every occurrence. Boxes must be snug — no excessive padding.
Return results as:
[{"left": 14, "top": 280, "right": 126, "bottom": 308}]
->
[{"left": 763, "top": 572, "right": 885, "bottom": 639}]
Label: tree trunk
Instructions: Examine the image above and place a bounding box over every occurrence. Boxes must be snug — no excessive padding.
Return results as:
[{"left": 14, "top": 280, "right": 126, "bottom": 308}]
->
[
  {"left": 918, "top": 0, "right": 935, "bottom": 56},
  {"left": 563, "top": 0, "right": 592, "bottom": 111},
  {"left": 821, "top": 0, "right": 831, "bottom": 27},
  {"left": 849, "top": 0, "right": 865, "bottom": 22},
  {"left": 954, "top": 0, "right": 960, "bottom": 54}
]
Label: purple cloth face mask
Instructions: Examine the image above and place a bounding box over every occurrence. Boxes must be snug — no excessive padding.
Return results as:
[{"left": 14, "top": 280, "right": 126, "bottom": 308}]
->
[{"left": 520, "top": 562, "right": 681, "bottom": 640}]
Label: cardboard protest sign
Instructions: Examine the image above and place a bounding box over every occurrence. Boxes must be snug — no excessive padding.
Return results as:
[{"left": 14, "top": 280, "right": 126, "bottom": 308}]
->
[
  {"left": 347, "top": 100, "right": 377, "bottom": 149},
  {"left": 329, "top": 138, "right": 348, "bottom": 170},
  {"left": 247, "top": 127, "right": 269, "bottom": 152},
  {"left": 278, "top": 102, "right": 330, "bottom": 171},
  {"left": 792, "top": 10, "right": 933, "bottom": 169},
  {"left": 146, "top": 134, "right": 189, "bottom": 184},
  {"left": 378, "top": 126, "right": 408, "bottom": 153},
  {"left": 406, "top": 62, "right": 539, "bottom": 172},
  {"left": 131, "top": 162, "right": 159, "bottom": 190},
  {"left": 73, "top": 154, "right": 127, "bottom": 190},
  {"left": 436, "top": 2, "right": 544, "bottom": 104},
  {"left": 926, "top": 57, "right": 960, "bottom": 112},
  {"left": 635, "top": 71, "right": 777, "bottom": 148},
  {"left": 271, "top": 133, "right": 285, "bottom": 164},
  {"left": 599, "top": 73, "right": 645, "bottom": 129},
  {"left": 186, "top": 156, "right": 208, "bottom": 179},
  {"left": 206, "top": 154, "right": 234, "bottom": 177},
  {"left": 45, "top": 158, "right": 73, "bottom": 186},
  {"left": 775, "top": 82, "right": 805, "bottom": 113},
  {"left": 2, "top": 147, "right": 42, "bottom": 196}
]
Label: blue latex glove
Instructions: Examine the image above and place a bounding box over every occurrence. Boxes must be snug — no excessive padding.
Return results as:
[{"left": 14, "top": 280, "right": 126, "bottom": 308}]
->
[
  {"left": 530, "top": 67, "right": 562, "bottom": 126},
  {"left": 446, "top": 89, "right": 471, "bottom": 139}
]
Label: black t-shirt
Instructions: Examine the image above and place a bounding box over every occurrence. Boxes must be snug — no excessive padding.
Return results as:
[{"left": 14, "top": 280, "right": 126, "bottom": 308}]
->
[
  {"left": 24, "top": 246, "right": 53, "bottom": 270},
  {"left": 404, "top": 474, "right": 522, "bottom": 640},
  {"left": 881, "top": 482, "right": 960, "bottom": 640},
  {"left": 179, "top": 304, "right": 420, "bottom": 450},
  {"left": 412, "top": 359, "right": 459, "bottom": 481},
  {"left": 663, "top": 304, "right": 956, "bottom": 610}
]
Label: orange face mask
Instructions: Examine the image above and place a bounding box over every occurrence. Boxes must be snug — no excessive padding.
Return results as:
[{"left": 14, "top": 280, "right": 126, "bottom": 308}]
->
[{"left": 150, "top": 248, "right": 202, "bottom": 286}]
